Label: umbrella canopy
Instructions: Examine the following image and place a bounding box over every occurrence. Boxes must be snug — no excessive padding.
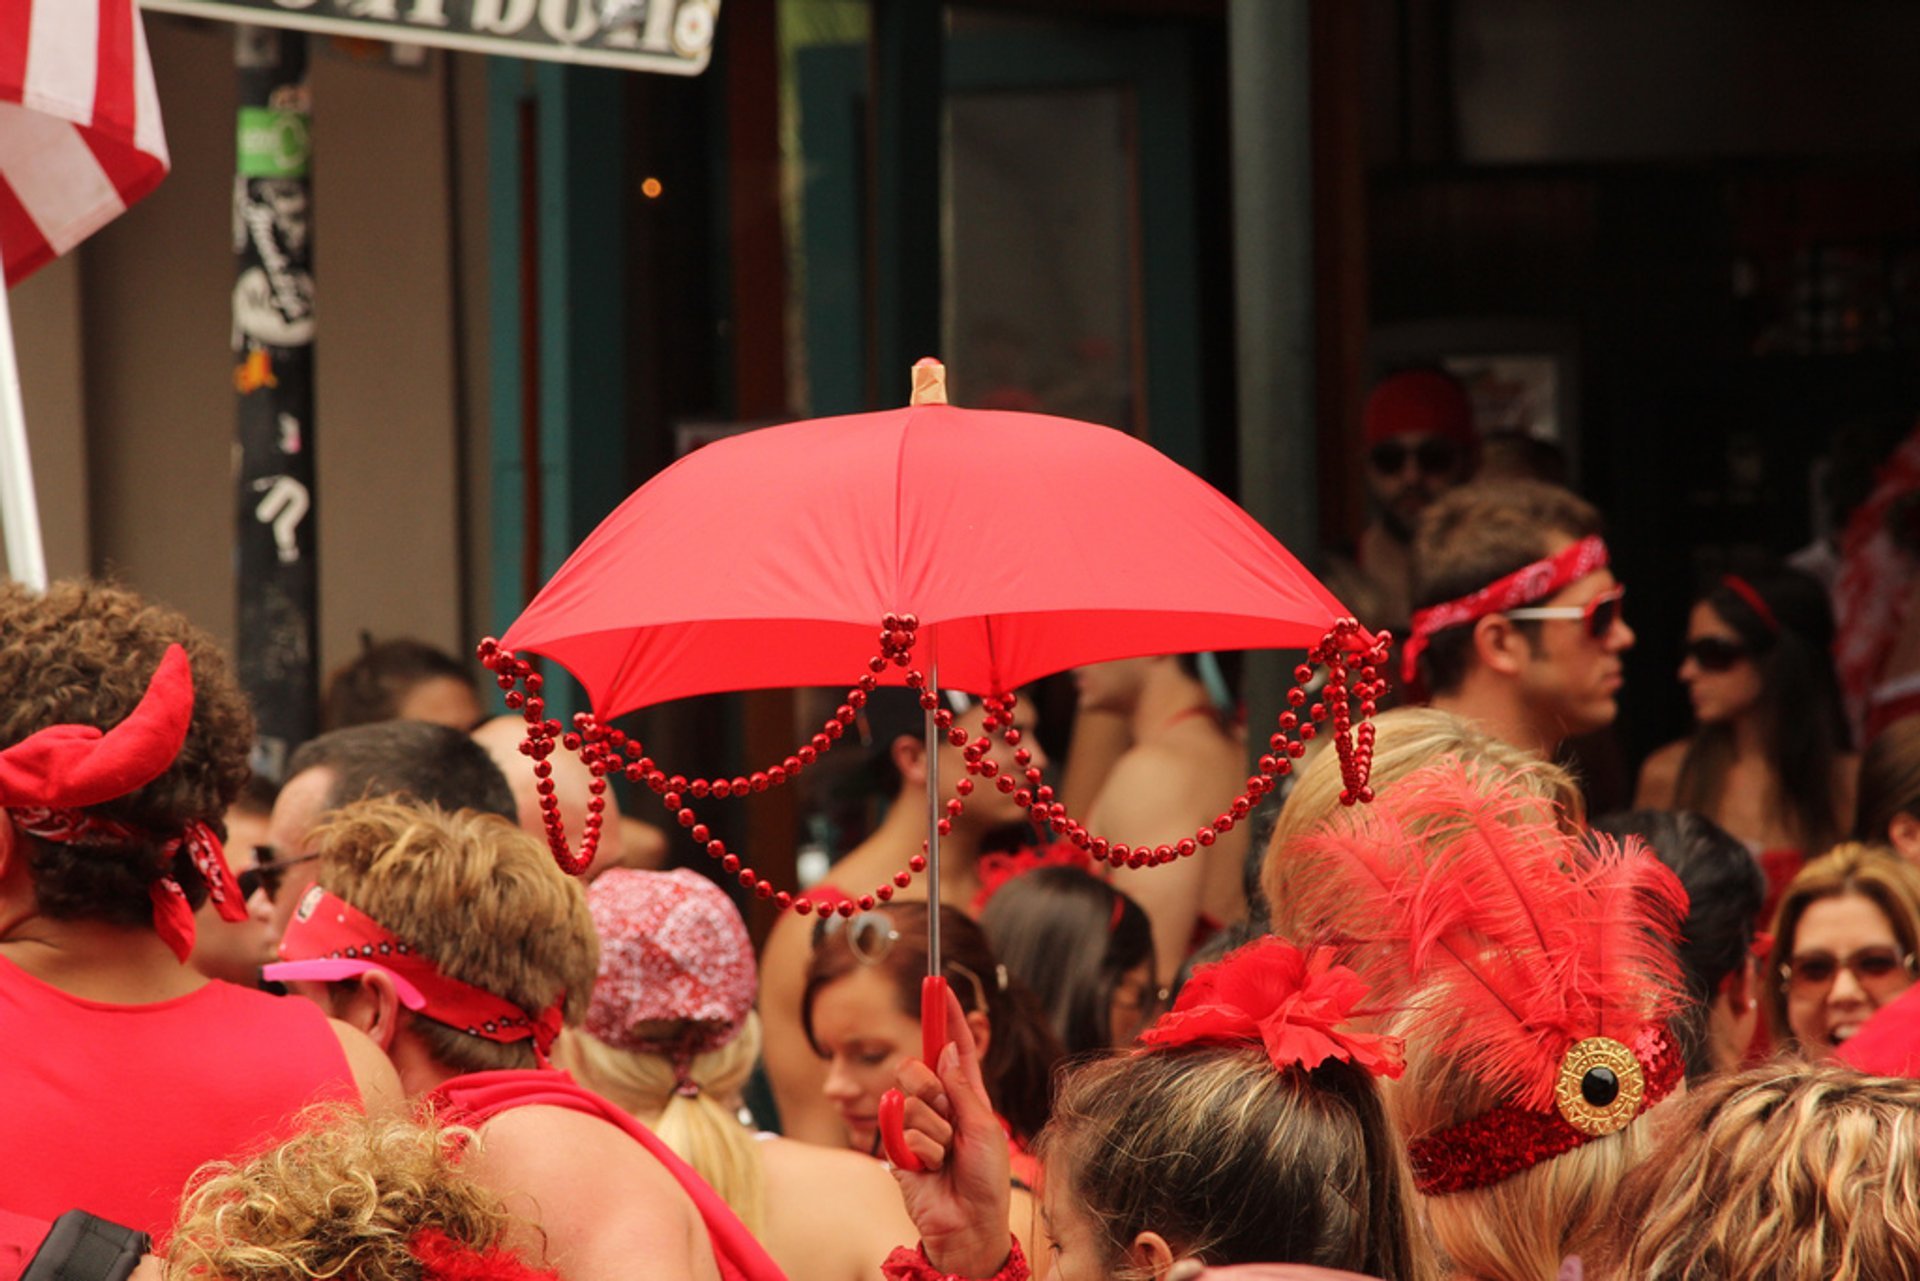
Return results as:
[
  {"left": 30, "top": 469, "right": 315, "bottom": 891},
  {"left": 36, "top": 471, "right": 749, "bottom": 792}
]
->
[
  {"left": 502, "top": 400, "right": 1349, "bottom": 714},
  {"left": 0, "top": 0, "right": 170, "bottom": 284}
]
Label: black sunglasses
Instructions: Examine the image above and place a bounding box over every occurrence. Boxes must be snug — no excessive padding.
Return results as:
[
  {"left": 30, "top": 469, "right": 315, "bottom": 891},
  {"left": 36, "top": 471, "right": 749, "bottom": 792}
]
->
[
  {"left": 1368, "top": 438, "right": 1461, "bottom": 478},
  {"left": 236, "top": 847, "right": 322, "bottom": 901},
  {"left": 1683, "top": 636, "right": 1749, "bottom": 673}
]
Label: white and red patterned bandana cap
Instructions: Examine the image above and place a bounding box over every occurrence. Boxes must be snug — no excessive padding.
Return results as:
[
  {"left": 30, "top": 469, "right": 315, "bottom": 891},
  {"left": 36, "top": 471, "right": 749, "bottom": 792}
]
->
[{"left": 585, "top": 868, "right": 757, "bottom": 1061}]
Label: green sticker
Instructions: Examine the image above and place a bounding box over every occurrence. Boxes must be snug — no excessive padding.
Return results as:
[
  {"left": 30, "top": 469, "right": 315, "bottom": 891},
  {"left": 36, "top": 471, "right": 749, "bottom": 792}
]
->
[{"left": 237, "top": 106, "right": 311, "bottom": 179}]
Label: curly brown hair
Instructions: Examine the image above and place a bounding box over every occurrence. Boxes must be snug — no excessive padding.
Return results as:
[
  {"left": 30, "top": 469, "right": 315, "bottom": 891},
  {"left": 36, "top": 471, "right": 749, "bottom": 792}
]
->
[
  {"left": 166, "top": 1105, "right": 555, "bottom": 1280},
  {"left": 0, "top": 580, "right": 253, "bottom": 924}
]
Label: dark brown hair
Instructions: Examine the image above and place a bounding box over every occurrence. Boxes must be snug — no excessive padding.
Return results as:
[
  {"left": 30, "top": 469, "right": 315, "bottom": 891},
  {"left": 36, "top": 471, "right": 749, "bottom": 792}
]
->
[
  {"left": 321, "top": 635, "right": 477, "bottom": 732},
  {"left": 1410, "top": 481, "right": 1602, "bottom": 695},
  {"left": 0, "top": 579, "right": 253, "bottom": 924},
  {"left": 1855, "top": 714, "right": 1920, "bottom": 846},
  {"left": 801, "top": 901, "right": 1062, "bottom": 1142},
  {"left": 1038, "top": 1046, "right": 1429, "bottom": 1281}
]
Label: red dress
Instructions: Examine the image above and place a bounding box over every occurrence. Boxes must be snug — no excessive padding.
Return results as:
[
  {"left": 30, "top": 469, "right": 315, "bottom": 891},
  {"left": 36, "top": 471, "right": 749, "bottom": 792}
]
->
[
  {"left": 428, "top": 1069, "right": 786, "bottom": 1281},
  {"left": 0, "top": 954, "right": 355, "bottom": 1238}
]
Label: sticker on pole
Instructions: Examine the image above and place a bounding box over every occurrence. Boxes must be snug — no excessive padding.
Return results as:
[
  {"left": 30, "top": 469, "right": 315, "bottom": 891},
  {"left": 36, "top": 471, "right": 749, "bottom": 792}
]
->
[
  {"left": 237, "top": 107, "right": 310, "bottom": 179},
  {"left": 140, "top": 0, "right": 723, "bottom": 77}
]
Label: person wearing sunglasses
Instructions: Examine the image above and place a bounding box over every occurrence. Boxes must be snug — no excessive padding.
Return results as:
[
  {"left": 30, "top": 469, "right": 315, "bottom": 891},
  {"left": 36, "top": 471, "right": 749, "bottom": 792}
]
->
[
  {"left": 1635, "top": 568, "right": 1858, "bottom": 925},
  {"left": 1322, "top": 368, "right": 1474, "bottom": 638},
  {"left": 1762, "top": 842, "right": 1920, "bottom": 1060},
  {"left": 801, "top": 902, "right": 1062, "bottom": 1264},
  {"left": 1405, "top": 480, "right": 1634, "bottom": 759}
]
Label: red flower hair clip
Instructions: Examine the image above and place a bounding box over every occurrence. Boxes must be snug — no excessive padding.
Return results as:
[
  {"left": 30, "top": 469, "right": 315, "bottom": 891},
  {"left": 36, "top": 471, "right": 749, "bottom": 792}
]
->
[{"left": 1139, "top": 937, "right": 1404, "bottom": 1079}]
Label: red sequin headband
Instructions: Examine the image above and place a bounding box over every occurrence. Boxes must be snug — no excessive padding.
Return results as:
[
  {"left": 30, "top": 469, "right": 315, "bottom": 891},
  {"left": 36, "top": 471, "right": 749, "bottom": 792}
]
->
[
  {"left": 1136, "top": 937, "right": 1404, "bottom": 1080},
  {"left": 0, "top": 645, "right": 249, "bottom": 961},
  {"left": 1403, "top": 535, "right": 1610, "bottom": 682},
  {"left": 1405, "top": 1022, "right": 1682, "bottom": 1195},
  {"left": 1720, "top": 575, "right": 1780, "bottom": 634},
  {"left": 265, "top": 885, "right": 564, "bottom": 1063}
]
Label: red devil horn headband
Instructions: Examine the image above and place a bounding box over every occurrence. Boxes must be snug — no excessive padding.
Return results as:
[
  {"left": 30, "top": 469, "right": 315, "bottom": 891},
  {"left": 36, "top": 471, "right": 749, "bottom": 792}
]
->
[{"left": 0, "top": 644, "right": 193, "bottom": 809}]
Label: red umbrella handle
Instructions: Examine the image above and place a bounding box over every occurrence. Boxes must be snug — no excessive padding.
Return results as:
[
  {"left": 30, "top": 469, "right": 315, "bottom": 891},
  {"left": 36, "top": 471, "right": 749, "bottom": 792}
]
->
[{"left": 878, "top": 975, "right": 952, "bottom": 1172}]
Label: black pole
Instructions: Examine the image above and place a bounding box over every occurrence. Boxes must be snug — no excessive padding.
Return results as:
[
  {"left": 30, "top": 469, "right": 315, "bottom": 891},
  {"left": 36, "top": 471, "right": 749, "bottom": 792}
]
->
[{"left": 233, "top": 24, "right": 317, "bottom": 780}]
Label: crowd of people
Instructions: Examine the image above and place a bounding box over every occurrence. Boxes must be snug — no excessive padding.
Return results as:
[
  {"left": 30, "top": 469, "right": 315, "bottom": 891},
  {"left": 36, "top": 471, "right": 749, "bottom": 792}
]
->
[{"left": 12, "top": 376, "right": 1920, "bottom": 1280}]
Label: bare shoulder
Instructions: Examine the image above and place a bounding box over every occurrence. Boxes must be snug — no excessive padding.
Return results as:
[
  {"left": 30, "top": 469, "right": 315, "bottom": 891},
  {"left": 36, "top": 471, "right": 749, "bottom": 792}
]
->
[
  {"left": 326, "top": 1017, "right": 403, "bottom": 1113},
  {"left": 1633, "top": 739, "right": 1689, "bottom": 808},
  {"left": 756, "top": 1137, "right": 915, "bottom": 1277},
  {"left": 470, "top": 1107, "right": 710, "bottom": 1281},
  {"left": 472, "top": 1105, "right": 691, "bottom": 1202}
]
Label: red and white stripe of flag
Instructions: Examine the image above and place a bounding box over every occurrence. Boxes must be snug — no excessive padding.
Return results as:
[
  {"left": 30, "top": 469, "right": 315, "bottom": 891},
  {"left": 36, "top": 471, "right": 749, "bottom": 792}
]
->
[{"left": 0, "top": 0, "right": 169, "bottom": 284}]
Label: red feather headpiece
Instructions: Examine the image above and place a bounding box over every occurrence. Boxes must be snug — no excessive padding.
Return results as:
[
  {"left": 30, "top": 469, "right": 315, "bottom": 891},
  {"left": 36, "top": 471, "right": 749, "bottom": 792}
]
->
[{"left": 1276, "top": 761, "right": 1689, "bottom": 1194}]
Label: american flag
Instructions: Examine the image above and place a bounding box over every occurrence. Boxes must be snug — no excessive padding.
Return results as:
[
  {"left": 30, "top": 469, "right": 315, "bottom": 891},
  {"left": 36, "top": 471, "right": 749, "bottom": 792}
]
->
[{"left": 0, "top": 0, "right": 169, "bottom": 283}]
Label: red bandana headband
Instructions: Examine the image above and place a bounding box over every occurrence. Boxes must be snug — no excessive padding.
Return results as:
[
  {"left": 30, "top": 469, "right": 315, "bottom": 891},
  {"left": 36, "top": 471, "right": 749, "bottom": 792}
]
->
[
  {"left": 0, "top": 645, "right": 248, "bottom": 961},
  {"left": 266, "top": 884, "right": 564, "bottom": 1062},
  {"left": 1721, "top": 574, "right": 1780, "bottom": 634},
  {"left": 1403, "top": 535, "right": 1610, "bottom": 681},
  {"left": 1405, "top": 1022, "right": 1682, "bottom": 1195}
]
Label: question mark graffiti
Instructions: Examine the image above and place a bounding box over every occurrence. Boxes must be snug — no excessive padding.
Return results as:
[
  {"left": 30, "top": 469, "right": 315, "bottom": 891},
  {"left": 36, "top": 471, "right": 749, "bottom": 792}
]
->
[{"left": 251, "top": 475, "right": 310, "bottom": 564}]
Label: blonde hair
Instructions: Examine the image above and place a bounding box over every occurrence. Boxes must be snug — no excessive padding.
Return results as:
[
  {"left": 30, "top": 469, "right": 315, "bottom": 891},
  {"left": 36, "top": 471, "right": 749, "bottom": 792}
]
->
[
  {"left": 1609, "top": 1064, "right": 1920, "bottom": 1280},
  {"left": 1764, "top": 842, "right": 1920, "bottom": 1052},
  {"left": 1262, "top": 707, "right": 1582, "bottom": 928},
  {"left": 1388, "top": 1001, "right": 1653, "bottom": 1281},
  {"left": 166, "top": 1106, "right": 545, "bottom": 1280},
  {"left": 553, "top": 1013, "right": 768, "bottom": 1235},
  {"left": 1037, "top": 1046, "right": 1433, "bottom": 1281},
  {"left": 311, "top": 798, "right": 598, "bottom": 1073}
]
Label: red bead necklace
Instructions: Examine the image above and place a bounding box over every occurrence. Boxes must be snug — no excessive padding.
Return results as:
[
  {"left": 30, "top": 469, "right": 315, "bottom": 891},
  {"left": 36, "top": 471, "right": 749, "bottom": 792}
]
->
[{"left": 477, "top": 617, "right": 1386, "bottom": 914}]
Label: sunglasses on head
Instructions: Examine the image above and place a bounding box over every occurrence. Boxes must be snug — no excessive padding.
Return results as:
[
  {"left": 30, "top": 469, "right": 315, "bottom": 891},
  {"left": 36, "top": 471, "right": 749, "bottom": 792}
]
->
[
  {"left": 1780, "top": 946, "right": 1917, "bottom": 995},
  {"left": 1503, "top": 585, "right": 1627, "bottom": 640},
  {"left": 236, "top": 846, "right": 322, "bottom": 901},
  {"left": 1368, "top": 438, "right": 1461, "bottom": 478},
  {"left": 1683, "top": 636, "right": 1750, "bottom": 673},
  {"left": 811, "top": 909, "right": 1000, "bottom": 1010}
]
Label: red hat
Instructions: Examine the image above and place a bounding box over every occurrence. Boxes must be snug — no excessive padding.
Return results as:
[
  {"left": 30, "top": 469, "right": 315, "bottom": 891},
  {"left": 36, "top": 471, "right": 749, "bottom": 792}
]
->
[
  {"left": 1363, "top": 369, "right": 1475, "bottom": 447},
  {"left": 586, "top": 869, "right": 757, "bottom": 1062}
]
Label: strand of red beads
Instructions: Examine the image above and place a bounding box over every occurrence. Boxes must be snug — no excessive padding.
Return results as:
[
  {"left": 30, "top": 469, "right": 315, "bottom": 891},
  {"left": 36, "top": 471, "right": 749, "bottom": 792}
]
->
[{"left": 476, "top": 616, "right": 1386, "bottom": 909}]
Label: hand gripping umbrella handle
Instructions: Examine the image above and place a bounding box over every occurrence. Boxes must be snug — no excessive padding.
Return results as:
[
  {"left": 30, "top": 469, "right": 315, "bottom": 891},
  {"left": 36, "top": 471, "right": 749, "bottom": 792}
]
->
[{"left": 878, "top": 975, "right": 952, "bottom": 1172}]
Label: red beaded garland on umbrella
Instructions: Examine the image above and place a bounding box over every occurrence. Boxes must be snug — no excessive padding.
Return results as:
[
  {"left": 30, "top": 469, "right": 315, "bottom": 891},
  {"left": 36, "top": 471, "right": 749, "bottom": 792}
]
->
[{"left": 476, "top": 616, "right": 1385, "bottom": 912}]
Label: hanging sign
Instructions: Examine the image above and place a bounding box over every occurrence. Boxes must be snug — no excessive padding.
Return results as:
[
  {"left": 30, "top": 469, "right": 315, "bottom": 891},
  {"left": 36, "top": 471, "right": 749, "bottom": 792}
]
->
[{"left": 140, "top": 0, "right": 720, "bottom": 76}]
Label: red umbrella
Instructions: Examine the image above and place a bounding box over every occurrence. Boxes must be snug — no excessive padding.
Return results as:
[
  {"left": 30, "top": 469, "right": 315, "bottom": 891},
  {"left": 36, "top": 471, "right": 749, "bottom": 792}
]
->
[
  {"left": 484, "top": 361, "right": 1385, "bottom": 1164},
  {"left": 499, "top": 366, "right": 1349, "bottom": 715}
]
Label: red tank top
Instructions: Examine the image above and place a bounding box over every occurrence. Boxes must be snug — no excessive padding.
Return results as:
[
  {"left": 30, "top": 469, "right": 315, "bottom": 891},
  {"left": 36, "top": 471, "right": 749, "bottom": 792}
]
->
[
  {"left": 0, "top": 955, "right": 355, "bottom": 1238},
  {"left": 429, "top": 1069, "right": 787, "bottom": 1281}
]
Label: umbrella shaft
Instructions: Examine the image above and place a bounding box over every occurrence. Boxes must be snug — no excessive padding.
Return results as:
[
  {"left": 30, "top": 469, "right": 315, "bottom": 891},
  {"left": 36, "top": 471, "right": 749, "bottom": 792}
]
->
[{"left": 925, "top": 656, "right": 940, "bottom": 979}]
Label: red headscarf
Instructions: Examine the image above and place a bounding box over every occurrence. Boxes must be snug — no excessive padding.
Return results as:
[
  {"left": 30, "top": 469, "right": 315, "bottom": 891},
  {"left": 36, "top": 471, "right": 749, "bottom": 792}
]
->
[{"left": 0, "top": 645, "right": 248, "bottom": 960}]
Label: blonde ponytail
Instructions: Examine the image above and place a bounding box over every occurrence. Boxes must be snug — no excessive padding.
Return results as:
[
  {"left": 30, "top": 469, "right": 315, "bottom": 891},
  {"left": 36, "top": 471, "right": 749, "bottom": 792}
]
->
[{"left": 558, "top": 1013, "right": 768, "bottom": 1235}]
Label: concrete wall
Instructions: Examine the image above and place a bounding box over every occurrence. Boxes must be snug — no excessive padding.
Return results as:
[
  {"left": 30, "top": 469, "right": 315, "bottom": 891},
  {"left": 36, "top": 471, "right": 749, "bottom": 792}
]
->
[{"left": 13, "top": 14, "right": 486, "bottom": 696}]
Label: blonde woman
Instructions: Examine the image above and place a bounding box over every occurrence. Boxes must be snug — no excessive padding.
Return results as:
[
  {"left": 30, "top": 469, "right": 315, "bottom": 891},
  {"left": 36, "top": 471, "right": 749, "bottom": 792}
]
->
[
  {"left": 556, "top": 869, "right": 914, "bottom": 1281},
  {"left": 1608, "top": 1064, "right": 1920, "bottom": 1280}
]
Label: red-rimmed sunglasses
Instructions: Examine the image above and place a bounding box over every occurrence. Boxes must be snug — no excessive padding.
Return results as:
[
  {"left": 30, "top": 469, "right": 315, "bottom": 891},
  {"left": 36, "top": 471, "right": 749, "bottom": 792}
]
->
[{"left": 1504, "top": 585, "right": 1626, "bottom": 640}]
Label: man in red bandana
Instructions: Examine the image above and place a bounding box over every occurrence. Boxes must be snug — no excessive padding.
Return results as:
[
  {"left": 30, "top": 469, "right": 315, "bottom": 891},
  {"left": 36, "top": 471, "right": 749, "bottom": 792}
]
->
[
  {"left": 269, "top": 797, "right": 783, "bottom": 1281},
  {"left": 1406, "top": 481, "right": 1635, "bottom": 757},
  {"left": 0, "top": 580, "right": 400, "bottom": 1241}
]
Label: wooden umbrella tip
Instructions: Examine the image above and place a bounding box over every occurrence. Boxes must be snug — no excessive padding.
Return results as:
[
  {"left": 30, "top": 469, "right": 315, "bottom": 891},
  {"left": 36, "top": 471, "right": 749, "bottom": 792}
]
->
[{"left": 910, "top": 358, "right": 949, "bottom": 406}]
